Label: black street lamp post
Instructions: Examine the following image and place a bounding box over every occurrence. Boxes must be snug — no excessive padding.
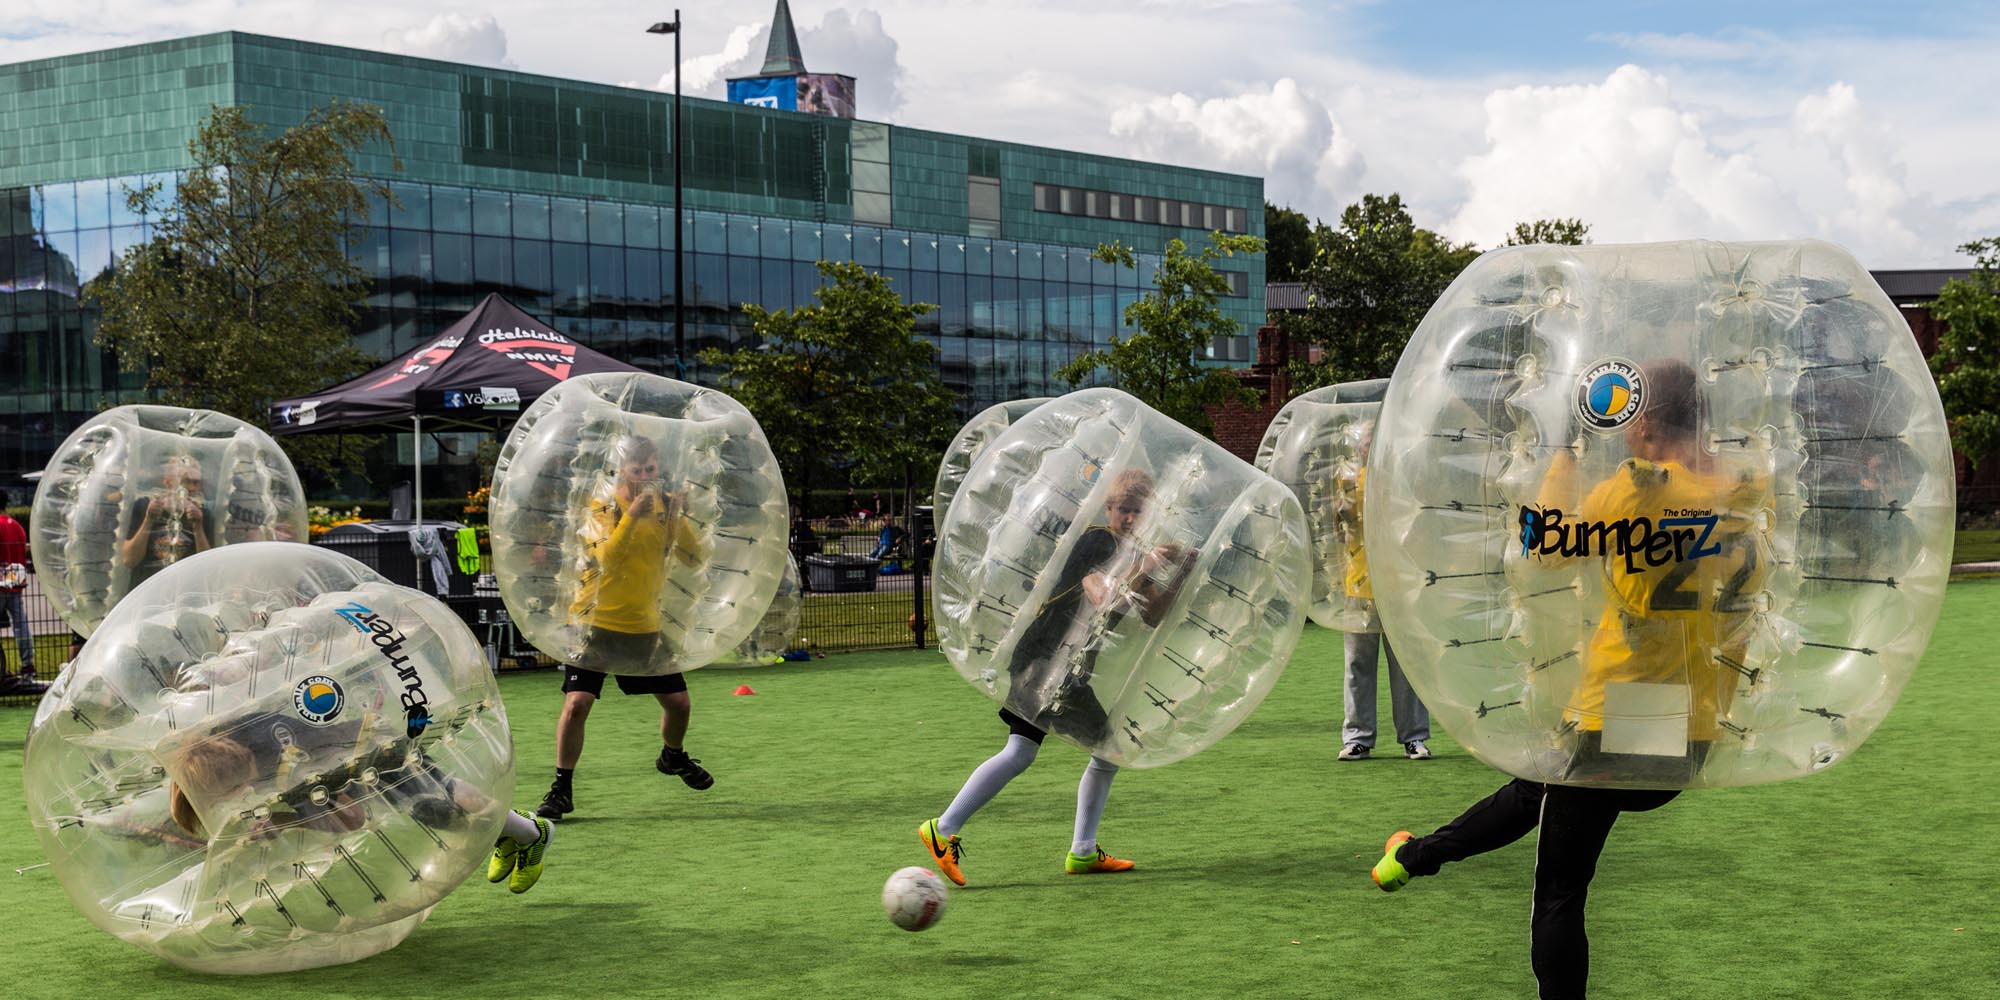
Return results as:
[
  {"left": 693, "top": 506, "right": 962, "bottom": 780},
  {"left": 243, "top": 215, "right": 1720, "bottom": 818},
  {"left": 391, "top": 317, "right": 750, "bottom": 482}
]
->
[{"left": 646, "top": 13, "right": 685, "bottom": 379}]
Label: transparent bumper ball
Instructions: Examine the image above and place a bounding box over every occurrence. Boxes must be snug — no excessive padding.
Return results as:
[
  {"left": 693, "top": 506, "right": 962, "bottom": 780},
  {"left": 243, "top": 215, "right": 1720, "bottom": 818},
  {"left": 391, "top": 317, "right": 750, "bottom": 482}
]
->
[
  {"left": 934, "top": 388, "right": 1311, "bottom": 768},
  {"left": 1255, "top": 380, "right": 1390, "bottom": 630},
  {"left": 1365, "top": 241, "right": 1953, "bottom": 788},
  {"left": 21, "top": 544, "right": 513, "bottom": 973},
  {"left": 31, "top": 405, "right": 309, "bottom": 636},
  {"left": 934, "top": 398, "right": 1052, "bottom": 529},
  {"left": 724, "top": 553, "right": 803, "bottom": 666},
  {"left": 489, "top": 372, "right": 788, "bottom": 675}
]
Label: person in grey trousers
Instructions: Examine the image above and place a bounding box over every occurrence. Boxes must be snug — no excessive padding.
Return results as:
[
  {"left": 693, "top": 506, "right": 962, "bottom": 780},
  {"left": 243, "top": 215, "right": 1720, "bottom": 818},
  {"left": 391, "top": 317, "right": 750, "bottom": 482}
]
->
[{"left": 1339, "top": 631, "right": 1430, "bottom": 760}]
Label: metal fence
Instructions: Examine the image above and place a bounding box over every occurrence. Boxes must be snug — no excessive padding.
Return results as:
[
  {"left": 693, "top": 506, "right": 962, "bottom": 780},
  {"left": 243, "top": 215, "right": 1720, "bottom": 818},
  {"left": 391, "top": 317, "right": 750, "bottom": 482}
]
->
[
  {"left": 0, "top": 572, "right": 77, "bottom": 708},
  {"left": 0, "top": 509, "right": 940, "bottom": 708}
]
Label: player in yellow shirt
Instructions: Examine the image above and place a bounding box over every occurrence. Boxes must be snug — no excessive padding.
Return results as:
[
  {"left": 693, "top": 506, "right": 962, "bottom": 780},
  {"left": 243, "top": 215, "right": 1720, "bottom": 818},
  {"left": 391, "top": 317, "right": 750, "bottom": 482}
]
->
[
  {"left": 537, "top": 435, "right": 714, "bottom": 821},
  {"left": 1335, "top": 455, "right": 1432, "bottom": 762},
  {"left": 1368, "top": 359, "right": 1772, "bottom": 1000}
]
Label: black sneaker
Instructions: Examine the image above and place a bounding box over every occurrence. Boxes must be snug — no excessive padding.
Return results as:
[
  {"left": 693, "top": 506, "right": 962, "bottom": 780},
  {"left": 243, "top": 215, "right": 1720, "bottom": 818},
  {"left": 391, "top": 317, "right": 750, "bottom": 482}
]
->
[
  {"left": 656, "top": 748, "right": 714, "bottom": 790},
  {"left": 0, "top": 672, "right": 50, "bottom": 696},
  {"left": 536, "top": 782, "right": 574, "bottom": 821}
]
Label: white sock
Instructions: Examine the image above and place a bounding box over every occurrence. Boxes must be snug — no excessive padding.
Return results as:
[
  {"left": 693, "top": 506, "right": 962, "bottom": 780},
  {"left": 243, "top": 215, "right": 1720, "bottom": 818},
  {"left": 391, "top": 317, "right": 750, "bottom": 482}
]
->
[
  {"left": 1070, "top": 756, "right": 1119, "bottom": 856},
  {"left": 503, "top": 809, "right": 542, "bottom": 845},
  {"left": 937, "top": 734, "right": 1040, "bottom": 836}
]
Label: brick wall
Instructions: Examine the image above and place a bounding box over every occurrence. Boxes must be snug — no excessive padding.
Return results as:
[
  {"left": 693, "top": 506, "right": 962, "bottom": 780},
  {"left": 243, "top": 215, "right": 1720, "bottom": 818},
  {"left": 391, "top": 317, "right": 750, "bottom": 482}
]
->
[{"left": 1208, "top": 323, "right": 1304, "bottom": 464}]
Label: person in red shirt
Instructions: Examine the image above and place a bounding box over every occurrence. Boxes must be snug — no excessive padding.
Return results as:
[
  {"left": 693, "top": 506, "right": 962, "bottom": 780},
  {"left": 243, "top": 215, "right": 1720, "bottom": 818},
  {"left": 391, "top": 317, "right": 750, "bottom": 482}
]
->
[{"left": 0, "top": 503, "right": 48, "bottom": 695}]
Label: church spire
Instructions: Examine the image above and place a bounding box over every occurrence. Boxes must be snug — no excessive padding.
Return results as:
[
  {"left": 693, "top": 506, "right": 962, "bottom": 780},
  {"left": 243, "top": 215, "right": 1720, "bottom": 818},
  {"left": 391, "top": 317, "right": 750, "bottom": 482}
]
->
[{"left": 761, "top": 0, "right": 807, "bottom": 75}]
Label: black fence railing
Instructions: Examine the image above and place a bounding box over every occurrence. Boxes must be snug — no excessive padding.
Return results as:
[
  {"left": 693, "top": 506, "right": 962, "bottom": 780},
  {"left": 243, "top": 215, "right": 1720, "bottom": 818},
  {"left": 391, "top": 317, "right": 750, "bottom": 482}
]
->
[
  {"left": 0, "top": 509, "right": 942, "bottom": 708},
  {"left": 0, "top": 573, "right": 77, "bottom": 708}
]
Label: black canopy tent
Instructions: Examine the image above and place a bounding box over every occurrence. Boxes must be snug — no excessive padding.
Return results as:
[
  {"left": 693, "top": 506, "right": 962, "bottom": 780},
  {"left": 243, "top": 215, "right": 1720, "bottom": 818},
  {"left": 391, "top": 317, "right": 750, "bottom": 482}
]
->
[{"left": 269, "top": 292, "right": 642, "bottom": 527}]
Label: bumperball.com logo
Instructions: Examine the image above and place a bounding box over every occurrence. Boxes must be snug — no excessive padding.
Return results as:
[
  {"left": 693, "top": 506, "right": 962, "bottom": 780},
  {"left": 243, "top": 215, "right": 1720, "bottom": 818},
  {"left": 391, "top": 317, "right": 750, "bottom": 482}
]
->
[
  {"left": 293, "top": 675, "right": 345, "bottom": 726},
  {"left": 1576, "top": 358, "right": 1645, "bottom": 432}
]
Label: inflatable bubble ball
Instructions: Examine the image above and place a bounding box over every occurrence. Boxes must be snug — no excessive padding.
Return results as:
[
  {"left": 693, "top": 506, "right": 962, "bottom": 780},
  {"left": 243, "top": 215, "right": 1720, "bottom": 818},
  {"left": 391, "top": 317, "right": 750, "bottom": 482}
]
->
[
  {"left": 934, "top": 388, "right": 1311, "bottom": 768},
  {"left": 31, "top": 405, "right": 309, "bottom": 637},
  {"left": 1365, "top": 240, "right": 1954, "bottom": 789},
  {"left": 489, "top": 372, "right": 789, "bottom": 675},
  {"left": 934, "top": 398, "right": 1053, "bottom": 529},
  {"left": 724, "top": 553, "right": 803, "bottom": 666},
  {"left": 21, "top": 543, "right": 513, "bottom": 973},
  {"left": 1255, "top": 380, "right": 1391, "bottom": 631}
]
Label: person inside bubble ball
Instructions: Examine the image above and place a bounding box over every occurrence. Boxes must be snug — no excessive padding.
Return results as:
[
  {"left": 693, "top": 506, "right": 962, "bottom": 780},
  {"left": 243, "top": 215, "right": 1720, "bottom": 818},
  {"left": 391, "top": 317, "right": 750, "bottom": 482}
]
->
[
  {"left": 919, "top": 467, "right": 1195, "bottom": 885},
  {"left": 161, "top": 705, "right": 557, "bottom": 893},
  {"left": 1333, "top": 420, "right": 1432, "bottom": 763},
  {"left": 537, "top": 434, "right": 714, "bottom": 822},
  {"left": 1367, "top": 359, "right": 1771, "bottom": 1000},
  {"left": 117, "top": 454, "right": 213, "bottom": 589}
]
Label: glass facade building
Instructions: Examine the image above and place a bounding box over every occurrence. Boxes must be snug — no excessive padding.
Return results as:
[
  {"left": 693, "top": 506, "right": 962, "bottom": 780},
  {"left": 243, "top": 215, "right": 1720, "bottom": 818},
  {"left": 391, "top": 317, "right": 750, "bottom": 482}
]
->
[{"left": 0, "top": 33, "right": 1265, "bottom": 487}]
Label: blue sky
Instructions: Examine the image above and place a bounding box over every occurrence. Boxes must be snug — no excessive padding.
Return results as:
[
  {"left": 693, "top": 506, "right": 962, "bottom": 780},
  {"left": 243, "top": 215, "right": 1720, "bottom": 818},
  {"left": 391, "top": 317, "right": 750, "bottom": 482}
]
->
[{"left": 4, "top": 0, "right": 1996, "bottom": 266}]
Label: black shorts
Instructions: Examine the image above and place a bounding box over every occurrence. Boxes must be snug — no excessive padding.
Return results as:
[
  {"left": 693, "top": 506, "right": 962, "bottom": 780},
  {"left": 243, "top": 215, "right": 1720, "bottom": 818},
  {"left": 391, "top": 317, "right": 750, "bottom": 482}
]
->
[
  {"left": 998, "top": 708, "right": 1048, "bottom": 745},
  {"left": 561, "top": 667, "right": 689, "bottom": 697},
  {"left": 574, "top": 627, "right": 664, "bottom": 672}
]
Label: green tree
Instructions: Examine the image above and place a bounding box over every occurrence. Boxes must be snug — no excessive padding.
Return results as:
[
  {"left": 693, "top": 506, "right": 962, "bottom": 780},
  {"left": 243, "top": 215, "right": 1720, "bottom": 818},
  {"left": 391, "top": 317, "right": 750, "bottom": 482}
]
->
[
  {"left": 1285, "top": 193, "right": 1480, "bottom": 388},
  {"left": 1931, "top": 237, "right": 2000, "bottom": 468},
  {"left": 1264, "top": 202, "right": 1314, "bottom": 281},
  {"left": 1055, "top": 232, "right": 1266, "bottom": 437},
  {"left": 1504, "top": 217, "right": 1592, "bottom": 246},
  {"left": 700, "top": 261, "right": 956, "bottom": 512},
  {"left": 89, "top": 102, "right": 394, "bottom": 480}
]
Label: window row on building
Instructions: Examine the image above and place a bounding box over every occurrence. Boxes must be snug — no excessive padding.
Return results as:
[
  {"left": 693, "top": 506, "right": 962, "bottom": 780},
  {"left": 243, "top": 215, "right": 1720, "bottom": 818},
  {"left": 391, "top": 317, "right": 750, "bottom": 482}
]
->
[{"left": 1032, "top": 183, "right": 1250, "bottom": 235}]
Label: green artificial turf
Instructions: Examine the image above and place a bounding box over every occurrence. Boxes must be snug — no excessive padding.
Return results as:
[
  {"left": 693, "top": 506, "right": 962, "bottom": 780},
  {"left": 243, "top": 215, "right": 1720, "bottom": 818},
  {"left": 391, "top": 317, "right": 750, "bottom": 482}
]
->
[{"left": 2, "top": 582, "right": 1996, "bottom": 999}]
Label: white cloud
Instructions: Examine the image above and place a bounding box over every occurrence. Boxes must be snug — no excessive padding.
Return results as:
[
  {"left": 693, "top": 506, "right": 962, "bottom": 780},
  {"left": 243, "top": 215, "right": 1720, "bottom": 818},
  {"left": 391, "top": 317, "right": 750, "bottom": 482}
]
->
[
  {"left": 1440, "top": 65, "right": 1968, "bottom": 263},
  {"left": 1109, "top": 79, "right": 1364, "bottom": 213},
  {"left": 381, "top": 13, "right": 512, "bottom": 68},
  {"left": 663, "top": 7, "right": 904, "bottom": 119}
]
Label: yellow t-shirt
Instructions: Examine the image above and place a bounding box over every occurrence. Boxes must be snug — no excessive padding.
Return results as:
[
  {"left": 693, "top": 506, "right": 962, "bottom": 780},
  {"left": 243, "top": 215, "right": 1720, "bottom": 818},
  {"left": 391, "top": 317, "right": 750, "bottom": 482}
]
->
[
  {"left": 1341, "top": 467, "right": 1371, "bottom": 601},
  {"left": 1533, "top": 455, "right": 1771, "bottom": 739},
  {"left": 569, "top": 491, "right": 706, "bottom": 634}
]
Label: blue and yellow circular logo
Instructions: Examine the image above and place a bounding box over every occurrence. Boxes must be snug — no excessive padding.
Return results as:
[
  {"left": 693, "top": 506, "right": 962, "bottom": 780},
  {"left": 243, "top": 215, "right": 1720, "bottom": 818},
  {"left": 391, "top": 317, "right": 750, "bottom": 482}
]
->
[
  {"left": 1576, "top": 359, "right": 1645, "bottom": 431},
  {"left": 293, "top": 675, "right": 345, "bottom": 727}
]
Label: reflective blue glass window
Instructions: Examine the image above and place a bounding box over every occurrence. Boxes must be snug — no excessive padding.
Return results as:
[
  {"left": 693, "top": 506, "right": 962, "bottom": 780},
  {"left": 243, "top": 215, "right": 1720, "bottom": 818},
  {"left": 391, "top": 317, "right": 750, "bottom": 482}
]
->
[
  {"left": 695, "top": 254, "right": 727, "bottom": 311},
  {"left": 940, "top": 239, "right": 966, "bottom": 274},
  {"left": 512, "top": 194, "right": 550, "bottom": 240},
  {"left": 821, "top": 225, "right": 852, "bottom": 263},
  {"left": 109, "top": 178, "right": 145, "bottom": 228},
  {"left": 473, "top": 190, "right": 510, "bottom": 237},
  {"left": 433, "top": 186, "right": 472, "bottom": 233},
  {"left": 589, "top": 244, "right": 625, "bottom": 305},
  {"left": 627, "top": 249, "right": 663, "bottom": 308},
  {"left": 512, "top": 241, "right": 552, "bottom": 305},
  {"left": 760, "top": 258, "right": 792, "bottom": 312},
  {"left": 551, "top": 198, "right": 589, "bottom": 243},
  {"left": 1018, "top": 246, "right": 1043, "bottom": 281},
  {"left": 74, "top": 179, "right": 110, "bottom": 231},
  {"left": 853, "top": 229, "right": 883, "bottom": 268},
  {"left": 790, "top": 224, "right": 821, "bottom": 262},
  {"left": 474, "top": 236, "right": 511, "bottom": 287},
  {"left": 625, "top": 205, "right": 660, "bottom": 248},
  {"left": 992, "top": 242, "right": 1018, "bottom": 279},
  {"left": 389, "top": 182, "right": 431, "bottom": 230},
  {"left": 552, "top": 242, "right": 588, "bottom": 313},
  {"left": 883, "top": 230, "right": 911, "bottom": 269},
  {"left": 589, "top": 202, "right": 624, "bottom": 245},
  {"left": 75, "top": 229, "right": 112, "bottom": 286},
  {"left": 728, "top": 256, "right": 758, "bottom": 310},
  {"left": 389, "top": 230, "right": 429, "bottom": 309},
  {"left": 966, "top": 239, "right": 992, "bottom": 277},
  {"left": 910, "top": 272, "right": 939, "bottom": 334},
  {"left": 434, "top": 233, "right": 472, "bottom": 286},
  {"left": 41, "top": 183, "right": 76, "bottom": 233},
  {"left": 940, "top": 273, "right": 966, "bottom": 336},
  {"left": 729, "top": 215, "right": 760, "bottom": 256},
  {"left": 692, "top": 211, "right": 727, "bottom": 254},
  {"left": 912, "top": 235, "right": 937, "bottom": 271}
]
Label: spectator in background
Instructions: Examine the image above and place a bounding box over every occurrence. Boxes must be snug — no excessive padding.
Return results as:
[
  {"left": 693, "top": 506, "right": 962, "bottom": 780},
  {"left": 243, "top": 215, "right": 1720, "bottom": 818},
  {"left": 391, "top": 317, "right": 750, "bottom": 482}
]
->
[{"left": 0, "top": 500, "right": 49, "bottom": 695}]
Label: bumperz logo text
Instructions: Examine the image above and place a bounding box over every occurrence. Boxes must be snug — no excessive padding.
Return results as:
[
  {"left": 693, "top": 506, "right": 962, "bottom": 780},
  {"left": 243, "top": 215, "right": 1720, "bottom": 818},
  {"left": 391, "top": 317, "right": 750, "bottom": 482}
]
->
[
  {"left": 1519, "top": 505, "right": 1722, "bottom": 574},
  {"left": 333, "top": 602, "right": 433, "bottom": 736}
]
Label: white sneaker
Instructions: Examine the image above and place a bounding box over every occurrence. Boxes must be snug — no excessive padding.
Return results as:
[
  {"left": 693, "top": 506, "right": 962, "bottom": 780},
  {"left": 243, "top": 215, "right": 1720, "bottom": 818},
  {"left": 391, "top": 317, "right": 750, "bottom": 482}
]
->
[
  {"left": 1404, "top": 740, "right": 1433, "bottom": 760},
  {"left": 1338, "top": 742, "right": 1371, "bottom": 761}
]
